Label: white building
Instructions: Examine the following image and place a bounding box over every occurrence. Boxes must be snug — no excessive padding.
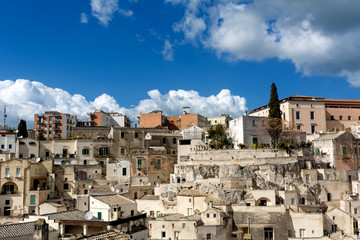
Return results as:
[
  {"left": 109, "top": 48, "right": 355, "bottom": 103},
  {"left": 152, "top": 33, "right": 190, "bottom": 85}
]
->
[
  {"left": 89, "top": 194, "right": 137, "bottom": 221},
  {"left": 0, "top": 132, "right": 16, "bottom": 154},
  {"left": 106, "top": 158, "right": 131, "bottom": 185},
  {"left": 229, "top": 116, "right": 270, "bottom": 149}
]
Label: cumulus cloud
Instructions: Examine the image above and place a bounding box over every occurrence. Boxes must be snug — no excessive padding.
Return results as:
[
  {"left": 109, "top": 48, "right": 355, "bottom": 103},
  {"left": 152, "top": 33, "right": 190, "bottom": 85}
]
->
[
  {"left": 118, "top": 8, "right": 133, "bottom": 17},
  {"left": 162, "top": 39, "right": 174, "bottom": 61},
  {"left": 80, "top": 13, "right": 88, "bottom": 23},
  {"left": 1, "top": 79, "right": 246, "bottom": 128},
  {"left": 167, "top": 0, "right": 360, "bottom": 86},
  {"left": 90, "top": 0, "right": 119, "bottom": 26}
]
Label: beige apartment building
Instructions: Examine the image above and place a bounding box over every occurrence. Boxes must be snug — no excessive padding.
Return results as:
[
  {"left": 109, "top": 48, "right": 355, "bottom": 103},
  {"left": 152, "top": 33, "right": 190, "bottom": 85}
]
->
[
  {"left": 250, "top": 95, "right": 327, "bottom": 134},
  {"left": 0, "top": 158, "right": 54, "bottom": 217},
  {"left": 250, "top": 95, "right": 360, "bottom": 133}
]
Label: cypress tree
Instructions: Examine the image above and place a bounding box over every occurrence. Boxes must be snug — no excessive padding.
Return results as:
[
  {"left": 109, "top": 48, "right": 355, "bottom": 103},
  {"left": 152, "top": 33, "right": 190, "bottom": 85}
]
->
[
  {"left": 17, "top": 119, "right": 28, "bottom": 138},
  {"left": 269, "top": 83, "right": 281, "bottom": 118},
  {"left": 267, "top": 83, "right": 282, "bottom": 147}
]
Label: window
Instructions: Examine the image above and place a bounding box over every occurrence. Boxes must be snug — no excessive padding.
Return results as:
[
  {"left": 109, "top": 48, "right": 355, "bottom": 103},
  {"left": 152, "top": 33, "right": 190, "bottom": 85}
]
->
[
  {"left": 84, "top": 189, "right": 88, "bottom": 194},
  {"left": 187, "top": 208, "right": 192, "bottom": 216},
  {"left": 8, "top": 144, "right": 12, "bottom": 149},
  {"left": 150, "top": 211, "right": 154, "bottom": 217},
  {"left": 63, "top": 183, "right": 69, "bottom": 190},
  {"left": 348, "top": 116, "right": 352, "bottom": 120},
  {"left": 189, "top": 198, "right": 192, "bottom": 203},
  {"left": 207, "top": 233, "right": 212, "bottom": 239},
  {"left": 252, "top": 119, "right": 256, "bottom": 125},
  {"left": 300, "top": 229, "right": 305, "bottom": 237},
  {"left": 173, "top": 138, "right": 176, "bottom": 144},
  {"left": 30, "top": 195, "right": 36, "bottom": 205},
  {"left": 264, "top": 228, "right": 274, "bottom": 240},
  {"left": 121, "top": 148, "right": 125, "bottom": 155},
  {"left": 137, "top": 159, "right": 142, "bottom": 169},
  {"left": 296, "top": 111, "right": 301, "bottom": 120},
  {"left": 122, "top": 167, "right": 127, "bottom": 176},
  {"left": 157, "top": 159, "right": 161, "bottom": 168},
  {"left": 311, "top": 125, "right": 316, "bottom": 134},
  {"left": 297, "top": 125, "right": 301, "bottom": 130},
  {"left": 355, "top": 208, "right": 358, "bottom": 214},
  {"left": 82, "top": 148, "right": 89, "bottom": 155},
  {"left": 331, "top": 115, "right": 335, "bottom": 120},
  {"left": 310, "top": 111, "right": 315, "bottom": 120},
  {"left": 331, "top": 224, "right": 337, "bottom": 233},
  {"left": 327, "top": 193, "right": 331, "bottom": 201},
  {"left": 121, "top": 132, "right": 125, "bottom": 138},
  {"left": 343, "top": 146, "right": 347, "bottom": 155},
  {"left": 213, "top": 214, "right": 216, "bottom": 217},
  {"left": 162, "top": 232, "right": 166, "bottom": 239},
  {"left": 97, "top": 212, "right": 102, "bottom": 220},
  {"left": 16, "top": 168, "right": 21, "bottom": 177},
  {"left": 5, "top": 168, "right": 10, "bottom": 178},
  {"left": 182, "top": 223, "right": 186, "bottom": 229},
  {"left": 1, "top": 144, "right": 4, "bottom": 149},
  {"left": 291, "top": 198, "right": 295, "bottom": 205},
  {"left": 354, "top": 221, "right": 358, "bottom": 229},
  {"left": 29, "top": 142, "right": 36, "bottom": 146},
  {"left": 340, "top": 115, "right": 343, "bottom": 120},
  {"left": 5, "top": 200, "right": 10, "bottom": 205},
  {"left": 45, "top": 151, "right": 50, "bottom": 157},
  {"left": 134, "top": 132, "right": 138, "bottom": 138},
  {"left": 99, "top": 147, "right": 108, "bottom": 156},
  {"left": 305, "top": 174, "right": 310, "bottom": 184},
  {"left": 163, "top": 138, "right": 166, "bottom": 144},
  {"left": 30, "top": 154, "right": 35, "bottom": 158},
  {"left": 207, "top": 213, "right": 210, "bottom": 218},
  {"left": 315, "top": 148, "right": 320, "bottom": 155},
  {"left": 131, "top": 210, "right": 134, "bottom": 216}
]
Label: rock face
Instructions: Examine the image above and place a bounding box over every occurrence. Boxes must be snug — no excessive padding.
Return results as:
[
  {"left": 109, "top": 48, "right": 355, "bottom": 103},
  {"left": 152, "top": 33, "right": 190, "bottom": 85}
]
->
[{"left": 174, "top": 160, "right": 322, "bottom": 203}]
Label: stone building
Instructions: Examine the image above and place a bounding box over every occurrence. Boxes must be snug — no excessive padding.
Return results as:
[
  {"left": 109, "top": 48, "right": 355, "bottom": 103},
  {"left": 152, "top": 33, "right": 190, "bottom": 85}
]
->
[{"left": 313, "top": 131, "right": 360, "bottom": 170}]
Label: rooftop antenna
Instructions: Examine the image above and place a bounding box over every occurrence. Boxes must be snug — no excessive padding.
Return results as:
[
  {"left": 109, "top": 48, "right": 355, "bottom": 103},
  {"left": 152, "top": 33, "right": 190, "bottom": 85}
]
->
[{"left": 3, "top": 105, "right": 7, "bottom": 130}]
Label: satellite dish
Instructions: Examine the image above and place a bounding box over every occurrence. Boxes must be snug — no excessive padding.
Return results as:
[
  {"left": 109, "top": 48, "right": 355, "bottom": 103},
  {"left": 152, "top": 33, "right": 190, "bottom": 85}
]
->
[
  {"left": 88, "top": 185, "right": 92, "bottom": 189},
  {"left": 329, "top": 163, "right": 334, "bottom": 167},
  {"left": 85, "top": 212, "right": 93, "bottom": 220},
  {"left": 148, "top": 183, "right": 151, "bottom": 186},
  {"left": 35, "top": 157, "right": 41, "bottom": 163},
  {"left": 116, "top": 189, "right": 120, "bottom": 194}
]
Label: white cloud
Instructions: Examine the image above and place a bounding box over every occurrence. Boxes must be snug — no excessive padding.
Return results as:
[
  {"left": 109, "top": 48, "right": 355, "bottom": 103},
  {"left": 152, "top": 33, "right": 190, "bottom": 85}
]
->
[
  {"left": 162, "top": 39, "right": 174, "bottom": 61},
  {"left": 136, "top": 33, "right": 145, "bottom": 42},
  {"left": 90, "top": 0, "right": 119, "bottom": 26},
  {"left": 1, "top": 79, "right": 246, "bottom": 128},
  {"left": 119, "top": 8, "right": 133, "bottom": 17},
  {"left": 168, "top": 0, "right": 360, "bottom": 86},
  {"left": 80, "top": 13, "right": 88, "bottom": 23}
]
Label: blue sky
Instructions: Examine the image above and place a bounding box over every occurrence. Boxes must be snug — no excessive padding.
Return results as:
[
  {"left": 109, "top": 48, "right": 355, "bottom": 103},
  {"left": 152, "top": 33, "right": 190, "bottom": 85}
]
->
[{"left": 0, "top": 0, "right": 359, "bottom": 126}]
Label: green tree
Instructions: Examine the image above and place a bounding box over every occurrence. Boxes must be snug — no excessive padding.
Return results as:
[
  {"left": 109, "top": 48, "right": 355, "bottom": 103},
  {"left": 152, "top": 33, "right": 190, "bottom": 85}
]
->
[
  {"left": 37, "top": 131, "right": 45, "bottom": 140},
  {"left": 207, "top": 124, "right": 230, "bottom": 149},
  {"left": 17, "top": 119, "right": 28, "bottom": 138},
  {"left": 267, "top": 83, "right": 282, "bottom": 147}
]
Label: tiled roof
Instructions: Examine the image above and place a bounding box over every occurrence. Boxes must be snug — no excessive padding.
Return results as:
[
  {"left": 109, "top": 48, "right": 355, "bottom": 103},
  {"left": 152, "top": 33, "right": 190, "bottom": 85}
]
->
[
  {"left": 178, "top": 189, "right": 207, "bottom": 197},
  {"left": 42, "top": 209, "right": 93, "bottom": 221},
  {"left": 314, "top": 131, "right": 346, "bottom": 141},
  {"left": 80, "top": 229, "right": 130, "bottom": 240},
  {"left": 205, "top": 195, "right": 230, "bottom": 206},
  {"left": 94, "top": 194, "right": 134, "bottom": 206},
  {"left": 139, "top": 195, "right": 160, "bottom": 200},
  {"left": 0, "top": 221, "right": 56, "bottom": 239},
  {"left": 156, "top": 213, "right": 201, "bottom": 221}
]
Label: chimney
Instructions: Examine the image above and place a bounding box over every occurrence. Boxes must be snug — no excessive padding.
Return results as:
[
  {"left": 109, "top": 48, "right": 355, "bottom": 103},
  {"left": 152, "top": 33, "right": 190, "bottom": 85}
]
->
[
  {"left": 244, "top": 110, "right": 248, "bottom": 116},
  {"left": 33, "top": 218, "right": 49, "bottom": 240}
]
